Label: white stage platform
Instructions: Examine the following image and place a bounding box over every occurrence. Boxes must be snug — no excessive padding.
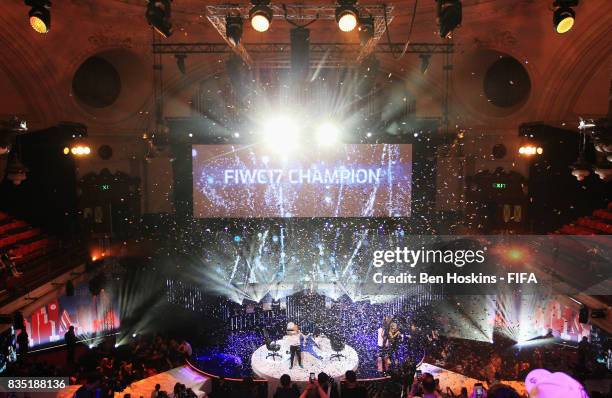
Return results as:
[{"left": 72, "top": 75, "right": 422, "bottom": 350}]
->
[{"left": 251, "top": 335, "right": 359, "bottom": 382}]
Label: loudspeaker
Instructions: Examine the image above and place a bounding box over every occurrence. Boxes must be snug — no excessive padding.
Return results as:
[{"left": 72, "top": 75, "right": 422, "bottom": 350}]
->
[
  {"left": 13, "top": 311, "right": 24, "bottom": 330},
  {"left": 579, "top": 306, "right": 589, "bottom": 324},
  {"left": 66, "top": 280, "right": 75, "bottom": 297},
  {"left": 290, "top": 27, "right": 310, "bottom": 82}
]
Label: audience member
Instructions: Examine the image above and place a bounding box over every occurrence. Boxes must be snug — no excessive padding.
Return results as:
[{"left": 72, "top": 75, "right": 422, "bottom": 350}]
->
[
  {"left": 316, "top": 372, "right": 339, "bottom": 398},
  {"left": 274, "top": 374, "right": 300, "bottom": 398},
  {"left": 151, "top": 384, "right": 161, "bottom": 398},
  {"left": 65, "top": 326, "right": 78, "bottom": 363},
  {"left": 485, "top": 384, "right": 518, "bottom": 398},
  {"left": 408, "top": 372, "right": 443, "bottom": 398},
  {"left": 524, "top": 368, "right": 588, "bottom": 398},
  {"left": 341, "top": 370, "right": 367, "bottom": 398}
]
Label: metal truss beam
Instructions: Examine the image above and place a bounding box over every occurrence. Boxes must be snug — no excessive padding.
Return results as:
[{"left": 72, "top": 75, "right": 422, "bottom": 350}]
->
[
  {"left": 205, "top": 4, "right": 394, "bottom": 66},
  {"left": 152, "top": 42, "right": 454, "bottom": 56}
]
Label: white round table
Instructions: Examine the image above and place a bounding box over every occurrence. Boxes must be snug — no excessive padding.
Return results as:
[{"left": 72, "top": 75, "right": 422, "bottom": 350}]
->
[{"left": 251, "top": 335, "right": 359, "bottom": 382}]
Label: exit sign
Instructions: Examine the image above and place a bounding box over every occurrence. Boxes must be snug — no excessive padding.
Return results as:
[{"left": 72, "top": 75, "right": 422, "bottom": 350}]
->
[
  {"left": 492, "top": 182, "right": 507, "bottom": 189},
  {"left": 101, "top": 184, "right": 111, "bottom": 191}
]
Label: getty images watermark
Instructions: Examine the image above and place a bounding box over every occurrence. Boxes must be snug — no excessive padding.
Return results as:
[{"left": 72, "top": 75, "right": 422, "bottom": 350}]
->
[{"left": 371, "top": 246, "right": 538, "bottom": 286}]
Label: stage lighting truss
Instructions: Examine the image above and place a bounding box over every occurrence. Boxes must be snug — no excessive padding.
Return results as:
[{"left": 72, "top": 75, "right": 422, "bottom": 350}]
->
[
  {"left": 152, "top": 42, "right": 453, "bottom": 69},
  {"left": 206, "top": 3, "right": 394, "bottom": 66}
]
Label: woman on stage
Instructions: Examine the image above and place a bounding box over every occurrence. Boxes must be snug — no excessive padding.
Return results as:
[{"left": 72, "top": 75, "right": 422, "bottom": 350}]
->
[
  {"left": 377, "top": 316, "right": 391, "bottom": 372},
  {"left": 387, "top": 322, "right": 403, "bottom": 368}
]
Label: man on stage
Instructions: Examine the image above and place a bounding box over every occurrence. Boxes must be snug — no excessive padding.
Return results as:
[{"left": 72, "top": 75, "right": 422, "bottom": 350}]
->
[{"left": 287, "top": 323, "right": 304, "bottom": 369}]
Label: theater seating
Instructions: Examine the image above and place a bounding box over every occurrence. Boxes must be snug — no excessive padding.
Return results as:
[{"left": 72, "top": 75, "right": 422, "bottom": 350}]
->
[
  {"left": 0, "top": 212, "right": 53, "bottom": 264},
  {"left": 554, "top": 202, "right": 612, "bottom": 235}
]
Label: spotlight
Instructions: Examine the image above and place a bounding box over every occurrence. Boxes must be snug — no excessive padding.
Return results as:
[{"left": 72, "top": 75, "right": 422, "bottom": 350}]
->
[
  {"left": 518, "top": 145, "right": 543, "bottom": 156},
  {"left": 261, "top": 115, "right": 300, "bottom": 151},
  {"left": 358, "top": 16, "right": 374, "bottom": 45},
  {"left": 250, "top": 0, "right": 272, "bottom": 32},
  {"left": 175, "top": 54, "right": 187, "bottom": 75},
  {"left": 226, "top": 15, "right": 243, "bottom": 45},
  {"left": 553, "top": 0, "right": 578, "bottom": 34},
  {"left": 25, "top": 0, "right": 51, "bottom": 34},
  {"left": 132, "top": 333, "right": 137, "bottom": 338},
  {"left": 70, "top": 144, "right": 91, "bottom": 156},
  {"left": 146, "top": 0, "right": 173, "bottom": 38},
  {"left": 437, "top": 0, "right": 462, "bottom": 38},
  {"left": 316, "top": 122, "right": 340, "bottom": 146},
  {"left": 336, "top": 0, "right": 359, "bottom": 32},
  {"left": 419, "top": 54, "right": 431, "bottom": 74}
]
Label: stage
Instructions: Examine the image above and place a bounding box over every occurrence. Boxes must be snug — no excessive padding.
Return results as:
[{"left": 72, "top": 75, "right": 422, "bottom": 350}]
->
[{"left": 251, "top": 335, "right": 359, "bottom": 381}]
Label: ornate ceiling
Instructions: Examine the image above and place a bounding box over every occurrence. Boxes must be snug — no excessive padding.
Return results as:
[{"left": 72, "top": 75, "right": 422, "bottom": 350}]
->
[{"left": 0, "top": 0, "right": 610, "bottom": 136}]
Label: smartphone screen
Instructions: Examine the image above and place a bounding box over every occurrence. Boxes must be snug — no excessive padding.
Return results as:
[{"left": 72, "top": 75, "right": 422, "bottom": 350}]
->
[
  {"left": 309, "top": 372, "right": 315, "bottom": 383},
  {"left": 475, "top": 386, "right": 483, "bottom": 397}
]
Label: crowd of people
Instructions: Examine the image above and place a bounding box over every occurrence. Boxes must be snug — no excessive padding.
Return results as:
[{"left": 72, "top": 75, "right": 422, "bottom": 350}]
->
[
  {"left": 425, "top": 332, "right": 609, "bottom": 384},
  {"left": 206, "top": 367, "right": 599, "bottom": 398},
  {"left": 70, "top": 334, "right": 192, "bottom": 395},
  {"left": 208, "top": 371, "right": 368, "bottom": 398},
  {"left": 4, "top": 332, "right": 193, "bottom": 397}
]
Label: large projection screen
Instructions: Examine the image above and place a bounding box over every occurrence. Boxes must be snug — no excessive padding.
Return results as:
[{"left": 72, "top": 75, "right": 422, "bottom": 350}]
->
[{"left": 192, "top": 143, "right": 412, "bottom": 218}]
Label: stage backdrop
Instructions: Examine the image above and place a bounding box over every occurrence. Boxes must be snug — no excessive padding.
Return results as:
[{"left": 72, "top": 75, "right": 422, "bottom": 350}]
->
[
  {"left": 192, "top": 143, "right": 412, "bottom": 218},
  {"left": 22, "top": 280, "right": 119, "bottom": 348}
]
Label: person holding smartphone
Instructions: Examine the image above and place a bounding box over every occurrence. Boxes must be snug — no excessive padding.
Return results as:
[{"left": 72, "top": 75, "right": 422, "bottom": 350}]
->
[
  {"left": 408, "top": 372, "right": 442, "bottom": 398},
  {"left": 472, "top": 383, "right": 486, "bottom": 398},
  {"left": 299, "top": 378, "right": 328, "bottom": 398}
]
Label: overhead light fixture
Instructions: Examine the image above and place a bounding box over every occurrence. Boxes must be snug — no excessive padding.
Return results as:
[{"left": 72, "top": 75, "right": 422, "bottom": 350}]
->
[
  {"left": 146, "top": 0, "right": 173, "bottom": 38},
  {"left": 553, "top": 0, "right": 578, "bottom": 34},
  {"left": 518, "top": 145, "right": 543, "bottom": 156},
  {"left": 570, "top": 157, "right": 590, "bottom": 181},
  {"left": 25, "top": 0, "right": 51, "bottom": 34},
  {"left": 419, "top": 54, "right": 432, "bottom": 74},
  {"left": 437, "top": 0, "right": 462, "bottom": 39},
  {"left": 226, "top": 15, "right": 243, "bottom": 45},
  {"left": 593, "top": 165, "right": 612, "bottom": 182},
  {"left": 6, "top": 154, "right": 28, "bottom": 186},
  {"left": 358, "top": 16, "right": 374, "bottom": 45},
  {"left": 336, "top": 0, "right": 359, "bottom": 32},
  {"left": 250, "top": 0, "right": 273, "bottom": 32},
  {"left": 70, "top": 144, "right": 91, "bottom": 156},
  {"left": 175, "top": 54, "right": 187, "bottom": 74}
]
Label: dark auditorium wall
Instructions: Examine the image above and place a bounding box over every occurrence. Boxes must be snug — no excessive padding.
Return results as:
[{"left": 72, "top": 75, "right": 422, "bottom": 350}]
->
[
  {"left": 527, "top": 124, "right": 612, "bottom": 233},
  {"left": 0, "top": 127, "right": 79, "bottom": 238}
]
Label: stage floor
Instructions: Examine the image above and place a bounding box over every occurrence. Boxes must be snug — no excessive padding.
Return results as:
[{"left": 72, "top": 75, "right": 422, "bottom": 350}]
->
[{"left": 251, "top": 335, "right": 359, "bottom": 382}]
